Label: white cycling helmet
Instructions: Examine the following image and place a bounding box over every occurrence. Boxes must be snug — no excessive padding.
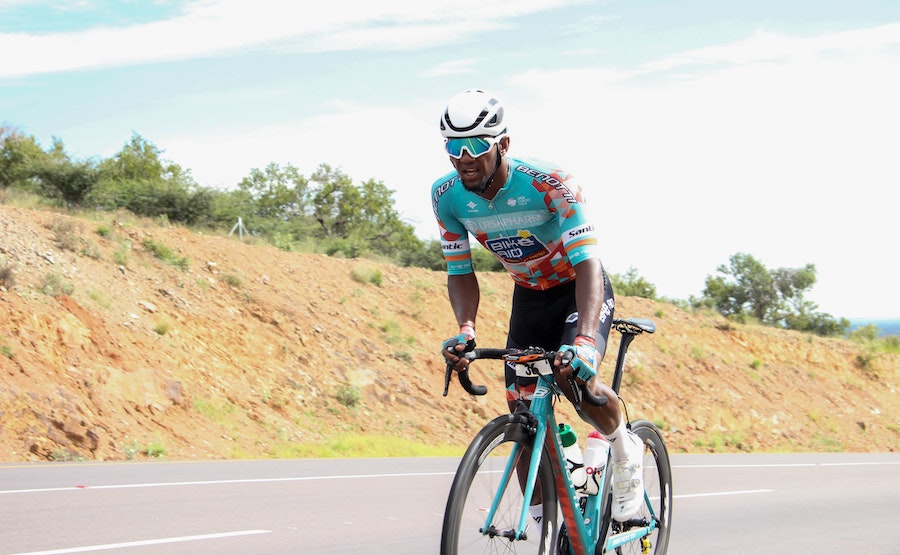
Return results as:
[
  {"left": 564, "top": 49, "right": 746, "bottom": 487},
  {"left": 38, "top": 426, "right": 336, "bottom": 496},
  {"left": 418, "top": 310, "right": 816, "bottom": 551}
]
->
[{"left": 439, "top": 89, "right": 507, "bottom": 138}]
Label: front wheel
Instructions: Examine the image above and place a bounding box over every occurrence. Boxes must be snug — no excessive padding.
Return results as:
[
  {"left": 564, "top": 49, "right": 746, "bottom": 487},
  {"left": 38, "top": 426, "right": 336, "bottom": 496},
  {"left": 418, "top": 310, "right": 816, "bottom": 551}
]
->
[
  {"left": 441, "top": 414, "right": 559, "bottom": 555},
  {"left": 602, "top": 419, "right": 673, "bottom": 554}
]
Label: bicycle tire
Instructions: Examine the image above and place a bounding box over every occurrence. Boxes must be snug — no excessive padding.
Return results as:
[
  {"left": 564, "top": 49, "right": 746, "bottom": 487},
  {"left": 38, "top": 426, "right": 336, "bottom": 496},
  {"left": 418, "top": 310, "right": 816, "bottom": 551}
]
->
[
  {"left": 441, "top": 414, "right": 559, "bottom": 555},
  {"left": 601, "top": 419, "right": 673, "bottom": 554}
]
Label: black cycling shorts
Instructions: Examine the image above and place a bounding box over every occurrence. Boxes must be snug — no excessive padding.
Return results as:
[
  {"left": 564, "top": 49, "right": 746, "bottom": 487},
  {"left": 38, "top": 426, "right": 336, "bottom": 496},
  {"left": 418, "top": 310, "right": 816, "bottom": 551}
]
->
[{"left": 504, "top": 272, "right": 615, "bottom": 396}]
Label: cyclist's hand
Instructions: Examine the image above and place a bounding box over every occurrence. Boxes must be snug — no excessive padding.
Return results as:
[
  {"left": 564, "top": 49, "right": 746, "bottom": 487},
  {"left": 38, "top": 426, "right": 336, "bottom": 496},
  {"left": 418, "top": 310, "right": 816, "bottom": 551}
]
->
[
  {"left": 441, "top": 324, "right": 476, "bottom": 370},
  {"left": 556, "top": 335, "right": 597, "bottom": 382}
]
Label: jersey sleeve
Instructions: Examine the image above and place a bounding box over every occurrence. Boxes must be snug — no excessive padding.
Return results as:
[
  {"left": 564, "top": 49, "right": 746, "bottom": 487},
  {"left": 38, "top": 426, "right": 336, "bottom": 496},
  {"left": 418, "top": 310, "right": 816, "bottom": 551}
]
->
[
  {"left": 555, "top": 176, "right": 601, "bottom": 265},
  {"left": 431, "top": 176, "right": 474, "bottom": 275}
]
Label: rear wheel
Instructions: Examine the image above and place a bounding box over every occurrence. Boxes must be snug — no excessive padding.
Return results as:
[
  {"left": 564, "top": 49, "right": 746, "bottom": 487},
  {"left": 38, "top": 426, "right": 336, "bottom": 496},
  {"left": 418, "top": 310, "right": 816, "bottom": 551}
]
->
[
  {"left": 441, "top": 414, "right": 559, "bottom": 554},
  {"left": 602, "top": 419, "right": 672, "bottom": 554}
]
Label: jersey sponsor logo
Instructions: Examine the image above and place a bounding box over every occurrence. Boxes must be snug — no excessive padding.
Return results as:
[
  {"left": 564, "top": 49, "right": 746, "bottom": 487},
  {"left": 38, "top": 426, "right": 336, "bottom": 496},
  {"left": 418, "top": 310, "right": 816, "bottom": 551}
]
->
[
  {"left": 431, "top": 177, "right": 456, "bottom": 212},
  {"left": 441, "top": 240, "right": 467, "bottom": 251},
  {"left": 461, "top": 211, "right": 549, "bottom": 233},
  {"left": 485, "top": 231, "right": 548, "bottom": 263},
  {"left": 566, "top": 224, "right": 595, "bottom": 240},
  {"left": 515, "top": 164, "right": 577, "bottom": 203},
  {"left": 506, "top": 195, "right": 530, "bottom": 208},
  {"left": 564, "top": 224, "right": 597, "bottom": 246}
]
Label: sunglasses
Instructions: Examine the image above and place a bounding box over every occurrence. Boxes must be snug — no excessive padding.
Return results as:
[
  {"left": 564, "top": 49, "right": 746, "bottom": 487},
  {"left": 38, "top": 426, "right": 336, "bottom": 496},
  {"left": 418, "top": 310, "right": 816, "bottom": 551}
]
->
[{"left": 444, "top": 135, "right": 503, "bottom": 159}]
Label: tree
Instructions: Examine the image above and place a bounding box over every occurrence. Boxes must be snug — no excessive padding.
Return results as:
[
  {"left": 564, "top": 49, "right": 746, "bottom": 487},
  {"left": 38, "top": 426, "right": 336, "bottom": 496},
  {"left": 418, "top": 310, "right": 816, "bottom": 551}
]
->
[
  {"left": 610, "top": 267, "right": 657, "bottom": 299},
  {"left": 704, "top": 253, "right": 777, "bottom": 322},
  {"left": 703, "top": 252, "right": 848, "bottom": 336},
  {"left": 90, "top": 134, "right": 207, "bottom": 223},
  {"left": 99, "top": 132, "right": 168, "bottom": 182},
  {"left": 309, "top": 164, "right": 357, "bottom": 238},
  {"left": 307, "top": 164, "right": 423, "bottom": 260},
  {"left": 237, "top": 162, "right": 308, "bottom": 221},
  {"left": 0, "top": 127, "right": 50, "bottom": 190},
  {"left": 32, "top": 155, "right": 99, "bottom": 208}
]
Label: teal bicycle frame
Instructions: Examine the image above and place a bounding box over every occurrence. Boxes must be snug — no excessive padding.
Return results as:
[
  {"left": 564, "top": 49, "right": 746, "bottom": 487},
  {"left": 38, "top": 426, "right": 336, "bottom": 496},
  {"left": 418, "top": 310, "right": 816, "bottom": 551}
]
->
[{"left": 491, "top": 359, "right": 659, "bottom": 554}]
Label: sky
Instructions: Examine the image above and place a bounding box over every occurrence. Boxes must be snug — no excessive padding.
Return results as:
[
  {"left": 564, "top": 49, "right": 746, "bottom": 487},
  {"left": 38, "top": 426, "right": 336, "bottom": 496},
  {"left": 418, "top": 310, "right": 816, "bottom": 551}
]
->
[{"left": 2, "top": 0, "right": 899, "bottom": 321}]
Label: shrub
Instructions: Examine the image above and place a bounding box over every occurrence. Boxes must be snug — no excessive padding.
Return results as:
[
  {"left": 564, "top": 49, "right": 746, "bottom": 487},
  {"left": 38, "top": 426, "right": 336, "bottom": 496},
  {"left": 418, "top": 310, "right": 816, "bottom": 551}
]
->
[
  {"left": 336, "top": 385, "right": 361, "bottom": 408},
  {"left": 0, "top": 259, "right": 14, "bottom": 288}
]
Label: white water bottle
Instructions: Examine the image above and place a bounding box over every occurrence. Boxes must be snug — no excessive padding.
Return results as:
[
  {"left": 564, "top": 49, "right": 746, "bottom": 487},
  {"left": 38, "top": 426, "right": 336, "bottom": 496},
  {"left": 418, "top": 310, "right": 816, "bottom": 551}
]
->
[
  {"left": 559, "top": 423, "right": 587, "bottom": 492},
  {"left": 582, "top": 430, "right": 610, "bottom": 496}
]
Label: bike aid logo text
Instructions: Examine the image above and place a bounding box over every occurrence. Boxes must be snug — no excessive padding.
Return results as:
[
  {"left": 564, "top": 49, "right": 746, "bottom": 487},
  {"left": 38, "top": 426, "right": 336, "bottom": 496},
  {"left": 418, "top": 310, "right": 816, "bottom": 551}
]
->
[{"left": 484, "top": 231, "right": 548, "bottom": 263}]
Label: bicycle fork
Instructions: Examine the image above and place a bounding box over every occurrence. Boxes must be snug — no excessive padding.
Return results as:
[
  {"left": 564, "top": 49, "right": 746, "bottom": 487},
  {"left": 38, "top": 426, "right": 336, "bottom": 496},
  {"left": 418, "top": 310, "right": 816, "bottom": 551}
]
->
[{"left": 477, "top": 418, "right": 549, "bottom": 541}]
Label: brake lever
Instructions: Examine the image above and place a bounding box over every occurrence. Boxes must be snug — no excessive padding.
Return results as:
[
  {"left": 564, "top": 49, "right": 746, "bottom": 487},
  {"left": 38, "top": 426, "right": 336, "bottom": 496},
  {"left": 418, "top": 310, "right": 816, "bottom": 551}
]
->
[{"left": 442, "top": 361, "right": 453, "bottom": 397}]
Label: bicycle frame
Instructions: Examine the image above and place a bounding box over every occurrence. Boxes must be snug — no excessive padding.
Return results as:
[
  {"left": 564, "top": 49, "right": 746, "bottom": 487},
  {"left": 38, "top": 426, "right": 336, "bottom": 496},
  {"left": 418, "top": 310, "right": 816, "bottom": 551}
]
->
[{"left": 481, "top": 334, "right": 661, "bottom": 554}]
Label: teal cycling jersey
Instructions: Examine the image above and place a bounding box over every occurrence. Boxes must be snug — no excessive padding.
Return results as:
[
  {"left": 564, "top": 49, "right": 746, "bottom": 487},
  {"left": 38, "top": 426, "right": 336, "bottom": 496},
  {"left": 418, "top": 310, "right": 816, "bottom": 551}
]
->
[{"left": 431, "top": 157, "right": 601, "bottom": 290}]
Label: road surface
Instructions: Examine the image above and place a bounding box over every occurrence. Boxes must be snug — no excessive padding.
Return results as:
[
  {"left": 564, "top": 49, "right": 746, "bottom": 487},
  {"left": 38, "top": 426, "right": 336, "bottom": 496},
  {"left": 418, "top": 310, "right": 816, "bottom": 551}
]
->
[{"left": 2, "top": 453, "right": 898, "bottom": 554}]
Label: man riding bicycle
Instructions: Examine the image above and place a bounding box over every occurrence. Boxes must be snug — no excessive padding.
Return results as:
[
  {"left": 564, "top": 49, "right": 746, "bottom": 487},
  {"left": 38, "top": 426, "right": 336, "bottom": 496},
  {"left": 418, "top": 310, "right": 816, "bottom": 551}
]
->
[{"left": 433, "top": 88, "right": 644, "bottom": 523}]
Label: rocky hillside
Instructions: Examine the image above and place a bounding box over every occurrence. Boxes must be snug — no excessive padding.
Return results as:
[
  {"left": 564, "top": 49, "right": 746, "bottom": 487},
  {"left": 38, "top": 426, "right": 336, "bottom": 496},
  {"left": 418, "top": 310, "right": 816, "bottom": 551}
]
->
[{"left": 0, "top": 204, "right": 896, "bottom": 462}]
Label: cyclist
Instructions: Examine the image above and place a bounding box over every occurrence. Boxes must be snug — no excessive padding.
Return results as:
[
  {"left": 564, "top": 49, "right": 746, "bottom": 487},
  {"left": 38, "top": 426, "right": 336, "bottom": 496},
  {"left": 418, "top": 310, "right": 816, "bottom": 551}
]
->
[{"left": 433, "top": 89, "right": 644, "bottom": 523}]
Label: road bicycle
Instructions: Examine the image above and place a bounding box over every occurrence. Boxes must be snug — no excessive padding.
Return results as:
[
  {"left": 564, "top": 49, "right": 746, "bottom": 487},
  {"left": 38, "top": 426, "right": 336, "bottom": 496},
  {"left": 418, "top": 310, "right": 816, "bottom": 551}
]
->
[{"left": 440, "top": 317, "right": 672, "bottom": 554}]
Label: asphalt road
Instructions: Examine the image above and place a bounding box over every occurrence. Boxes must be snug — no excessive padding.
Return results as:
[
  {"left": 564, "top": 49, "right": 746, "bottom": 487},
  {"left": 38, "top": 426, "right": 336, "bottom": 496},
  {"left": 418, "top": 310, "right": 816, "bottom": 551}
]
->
[{"left": 2, "top": 453, "right": 898, "bottom": 554}]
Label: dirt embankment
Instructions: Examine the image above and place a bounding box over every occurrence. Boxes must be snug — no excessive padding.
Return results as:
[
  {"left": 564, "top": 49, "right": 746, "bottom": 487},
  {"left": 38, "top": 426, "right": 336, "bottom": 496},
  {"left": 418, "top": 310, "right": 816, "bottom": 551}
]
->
[{"left": 0, "top": 204, "right": 896, "bottom": 462}]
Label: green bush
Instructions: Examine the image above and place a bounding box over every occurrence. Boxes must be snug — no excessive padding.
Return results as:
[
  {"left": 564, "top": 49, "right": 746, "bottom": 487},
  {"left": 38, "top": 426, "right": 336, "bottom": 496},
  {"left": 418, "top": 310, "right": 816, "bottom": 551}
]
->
[{"left": 336, "top": 385, "right": 361, "bottom": 408}]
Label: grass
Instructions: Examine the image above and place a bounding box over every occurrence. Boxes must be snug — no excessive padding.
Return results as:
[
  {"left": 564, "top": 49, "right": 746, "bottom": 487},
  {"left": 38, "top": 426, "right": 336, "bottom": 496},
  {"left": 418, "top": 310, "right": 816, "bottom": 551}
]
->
[
  {"left": 268, "top": 433, "right": 465, "bottom": 459},
  {"left": 153, "top": 320, "right": 171, "bottom": 335},
  {"left": 113, "top": 241, "right": 131, "bottom": 266},
  {"left": 221, "top": 273, "right": 243, "bottom": 288},
  {"left": 50, "top": 217, "right": 82, "bottom": 252},
  {"left": 350, "top": 265, "right": 383, "bottom": 286},
  {"left": 193, "top": 397, "right": 236, "bottom": 423},
  {"left": 87, "top": 289, "right": 113, "bottom": 308},
  {"left": 40, "top": 272, "right": 74, "bottom": 296},
  {"left": 142, "top": 238, "right": 190, "bottom": 270},
  {"left": 123, "top": 440, "right": 168, "bottom": 460}
]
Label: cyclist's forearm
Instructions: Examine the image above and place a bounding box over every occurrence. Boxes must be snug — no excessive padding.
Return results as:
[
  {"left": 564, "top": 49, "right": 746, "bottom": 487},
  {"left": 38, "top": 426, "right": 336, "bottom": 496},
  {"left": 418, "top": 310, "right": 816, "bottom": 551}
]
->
[
  {"left": 574, "top": 259, "right": 605, "bottom": 337},
  {"left": 448, "top": 272, "right": 480, "bottom": 328}
]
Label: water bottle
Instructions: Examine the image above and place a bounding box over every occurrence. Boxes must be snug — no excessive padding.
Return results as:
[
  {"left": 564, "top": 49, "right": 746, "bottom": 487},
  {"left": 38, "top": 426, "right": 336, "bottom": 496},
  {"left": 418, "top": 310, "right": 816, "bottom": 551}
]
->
[
  {"left": 582, "top": 430, "right": 610, "bottom": 496},
  {"left": 558, "top": 423, "right": 587, "bottom": 492}
]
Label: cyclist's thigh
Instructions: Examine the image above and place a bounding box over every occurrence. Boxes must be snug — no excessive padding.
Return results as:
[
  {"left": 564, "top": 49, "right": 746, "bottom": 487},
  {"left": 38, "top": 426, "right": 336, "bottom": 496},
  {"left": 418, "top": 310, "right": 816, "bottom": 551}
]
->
[
  {"left": 506, "top": 282, "right": 577, "bottom": 405},
  {"left": 559, "top": 268, "right": 615, "bottom": 359}
]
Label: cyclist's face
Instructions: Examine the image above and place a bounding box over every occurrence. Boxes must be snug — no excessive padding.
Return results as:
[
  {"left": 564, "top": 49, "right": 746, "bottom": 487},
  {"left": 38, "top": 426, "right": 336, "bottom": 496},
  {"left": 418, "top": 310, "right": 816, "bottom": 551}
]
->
[{"left": 450, "top": 135, "right": 509, "bottom": 192}]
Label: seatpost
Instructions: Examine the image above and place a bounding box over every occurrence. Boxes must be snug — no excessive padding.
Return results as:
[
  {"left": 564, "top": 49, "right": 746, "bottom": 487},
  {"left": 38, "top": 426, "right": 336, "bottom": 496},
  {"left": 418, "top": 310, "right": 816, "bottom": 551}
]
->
[{"left": 609, "top": 332, "right": 637, "bottom": 394}]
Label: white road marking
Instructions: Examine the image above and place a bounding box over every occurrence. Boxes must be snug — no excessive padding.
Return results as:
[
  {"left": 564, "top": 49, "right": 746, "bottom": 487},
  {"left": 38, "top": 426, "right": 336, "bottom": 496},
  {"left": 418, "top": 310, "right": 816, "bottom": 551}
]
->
[
  {"left": 8, "top": 530, "right": 271, "bottom": 555},
  {"left": 0, "top": 471, "right": 455, "bottom": 495},
  {"left": 675, "top": 489, "right": 773, "bottom": 499}
]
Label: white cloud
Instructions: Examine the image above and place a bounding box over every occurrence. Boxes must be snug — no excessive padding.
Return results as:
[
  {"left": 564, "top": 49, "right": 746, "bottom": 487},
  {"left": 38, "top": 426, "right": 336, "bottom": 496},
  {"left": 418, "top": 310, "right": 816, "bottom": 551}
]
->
[
  {"left": 499, "top": 24, "right": 900, "bottom": 317},
  {"left": 163, "top": 21, "right": 899, "bottom": 316},
  {"left": 0, "top": 0, "right": 580, "bottom": 78},
  {"left": 22, "top": 11, "right": 894, "bottom": 318}
]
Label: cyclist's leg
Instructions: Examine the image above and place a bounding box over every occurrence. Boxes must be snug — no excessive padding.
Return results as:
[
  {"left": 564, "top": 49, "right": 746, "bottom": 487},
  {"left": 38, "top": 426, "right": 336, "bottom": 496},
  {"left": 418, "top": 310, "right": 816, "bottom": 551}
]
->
[
  {"left": 505, "top": 281, "right": 577, "bottom": 411},
  {"left": 504, "top": 283, "right": 575, "bottom": 508},
  {"left": 555, "top": 269, "right": 622, "bottom": 435}
]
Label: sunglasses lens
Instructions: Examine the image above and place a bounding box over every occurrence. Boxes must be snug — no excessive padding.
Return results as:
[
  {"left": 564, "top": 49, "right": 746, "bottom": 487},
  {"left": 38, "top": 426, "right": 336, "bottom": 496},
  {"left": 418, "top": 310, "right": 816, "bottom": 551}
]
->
[{"left": 446, "top": 137, "right": 493, "bottom": 158}]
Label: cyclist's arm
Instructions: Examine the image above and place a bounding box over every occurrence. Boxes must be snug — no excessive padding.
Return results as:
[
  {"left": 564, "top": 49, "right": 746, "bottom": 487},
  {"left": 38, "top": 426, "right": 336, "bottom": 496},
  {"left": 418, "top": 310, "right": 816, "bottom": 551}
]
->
[
  {"left": 447, "top": 272, "right": 480, "bottom": 332},
  {"left": 573, "top": 258, "right": 605, "bottom": 341}
]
